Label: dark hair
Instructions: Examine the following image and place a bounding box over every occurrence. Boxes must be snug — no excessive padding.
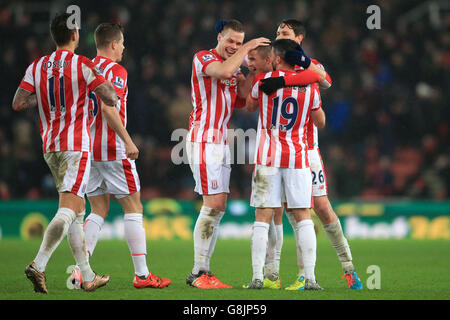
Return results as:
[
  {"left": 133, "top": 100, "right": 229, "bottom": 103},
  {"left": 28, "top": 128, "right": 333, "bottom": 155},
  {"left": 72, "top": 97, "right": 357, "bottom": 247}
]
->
[
  {"left": 272, "top": 39, "right": 299, "bottom": 66},
  {"left": 252, "top": 45, "right": 273, "bottom": 59},
  {"left": 279, "top": 19, "right": 306, "bottom": 38},
  {"left": 222, "top": 19, "right": 244, "bottom": 34},
  {"left": 50, "top": 13, "right": 76, "bottom": 46},
  {"left": 94, "top": 23, "right": 124, "bottom": 49}
]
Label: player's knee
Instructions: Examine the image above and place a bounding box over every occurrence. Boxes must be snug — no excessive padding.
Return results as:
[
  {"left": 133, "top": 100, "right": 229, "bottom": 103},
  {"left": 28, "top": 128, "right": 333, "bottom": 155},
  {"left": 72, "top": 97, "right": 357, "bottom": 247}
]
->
[
  {"left": 94, "top": 210, "right": 109, "bottom": 219},
  {"left": 131, "top": 192, "right": 143, "bottom": 212},
  {"left": 210, "top": 203, "right": 226, "bottom": 212},
  {"left": 202, "top": 206, "right": 224, "bottom": 218},
  {"left": 203, "top": 195, "right": 227, "bottom": 212},
  {"left": 314, "top": 198, "right": 336, "bottom": 224},
  {"left": 136, "top": 201, "right": 143, "bottom": 214}
]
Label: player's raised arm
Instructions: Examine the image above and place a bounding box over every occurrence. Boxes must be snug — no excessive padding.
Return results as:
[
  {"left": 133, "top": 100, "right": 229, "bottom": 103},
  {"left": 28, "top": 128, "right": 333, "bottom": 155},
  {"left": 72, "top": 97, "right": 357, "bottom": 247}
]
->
[
  {"left": 284, "top": 46, "right": 332, "bottom": 89},
  {"left": 309, "top": 62, "right": 332, "bottom": 89},
  {"left": 259, "top": 70, "right": 321, "bottom": 95},
  {"left": 12, "top": 88, "right": 37, "bottom": 111},
  {"left": 205, "top": 37, "right": 271, "bottom": 80}
]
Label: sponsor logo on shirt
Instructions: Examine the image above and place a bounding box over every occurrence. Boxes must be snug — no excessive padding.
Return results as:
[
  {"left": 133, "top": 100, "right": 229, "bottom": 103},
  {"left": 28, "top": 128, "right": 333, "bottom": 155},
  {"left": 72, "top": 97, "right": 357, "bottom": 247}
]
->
[{"left": 220, "top": 77, "right": 237, "bottom": 87}]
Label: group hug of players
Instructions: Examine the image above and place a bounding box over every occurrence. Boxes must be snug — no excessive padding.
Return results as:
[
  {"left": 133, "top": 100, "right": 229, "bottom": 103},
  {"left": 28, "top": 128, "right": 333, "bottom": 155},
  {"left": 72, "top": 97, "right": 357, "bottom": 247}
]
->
[{"left": 13, "top": 13, "right": 362, "bottom": 293}]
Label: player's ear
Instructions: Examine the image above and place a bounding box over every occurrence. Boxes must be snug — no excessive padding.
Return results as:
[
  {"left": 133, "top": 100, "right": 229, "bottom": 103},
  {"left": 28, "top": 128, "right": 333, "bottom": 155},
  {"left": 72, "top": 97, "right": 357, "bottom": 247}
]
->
[
  {"left": 275, "top": 55, "right": 280, "bottom": 66},
  {"left": 217, "top": 32, "right": 222, "bottom": 43},
  {"left": 297, "top": 34, "right": 304, "bottom": 43}
]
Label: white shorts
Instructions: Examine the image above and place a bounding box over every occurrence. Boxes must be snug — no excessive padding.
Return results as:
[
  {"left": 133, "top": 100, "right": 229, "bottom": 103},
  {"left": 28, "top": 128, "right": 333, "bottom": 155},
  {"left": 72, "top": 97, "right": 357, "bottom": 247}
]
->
[
  {"left": 44, "top": 151, "right": 91, "bottom": 197},
  {"left": 250, "top": 164, "right": 312, "bottom": 209},
  {"left": 308, "top": 148, "right": 328, "bottom": 197},
  {"left": 86, "top": 158, "right": 141, "bottom": 199},
  {"left": 186, "top": 141, "right": 231, "bottom": 195}
]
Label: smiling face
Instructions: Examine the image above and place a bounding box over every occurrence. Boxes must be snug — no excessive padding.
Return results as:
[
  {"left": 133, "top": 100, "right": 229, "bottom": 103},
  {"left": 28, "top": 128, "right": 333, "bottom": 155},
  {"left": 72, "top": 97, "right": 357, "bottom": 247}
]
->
[
  {"left": 247, "top": 48, "right": 274, "bottom": 73},
  {"left": 216, "top": 29, "right": 245, "bottom": 60}
]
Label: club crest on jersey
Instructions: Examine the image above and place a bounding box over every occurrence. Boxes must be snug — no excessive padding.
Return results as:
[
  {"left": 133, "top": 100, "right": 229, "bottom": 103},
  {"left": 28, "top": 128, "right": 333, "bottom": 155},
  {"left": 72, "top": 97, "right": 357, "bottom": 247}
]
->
[
  {"left": 211, "top": 180, "right": 218, "bottom": 190},
  {"left": 202, "top": 54, "right": 215, "bottom": 63},
  {"left": 113, "top": 76, "right": 124, "bottom": 88},
  {"left": 93, "top": 66, "right": 102, "bottom": 75}
]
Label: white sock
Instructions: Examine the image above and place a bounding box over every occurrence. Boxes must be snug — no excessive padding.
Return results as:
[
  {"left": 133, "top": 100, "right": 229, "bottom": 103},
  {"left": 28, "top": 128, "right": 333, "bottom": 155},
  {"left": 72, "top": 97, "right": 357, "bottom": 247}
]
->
[
  {"left": 192, "top": 206, "right": 223, "bottom": 274},
  {"left": 274, "top": 224, "right": 284, "bottom": 270},
  {"left": 124, "top": 213, "right": 149, "bottom": 277},
  {"left": 264, "top": 218, "right": 277, "bottom": 279},
  {"left": 83, "top": 213, "right": 104, "bottom": 258},
  {"left": 323, "top": 220, "right": 354, "bottom": 271},
  {"left": 205, "top": 209, "right": 225, "bottom": 271},
  {"left": 286, "top": 211, "right": 304, "bottom": 277},
  {"left": 34, "top": 208, "right": 76, "bottom": 272},
  {"left": 67, "top": 211, "right": 95, "bottom": 282},
  {"left": 265, "top": 218, "right": 276, "bottom": 266},
  {"left": 251, "top": 221, "right": 269, "bottom": 282},
  {"left": 296, "top": 219, "right": 317, "bottom": 281}
]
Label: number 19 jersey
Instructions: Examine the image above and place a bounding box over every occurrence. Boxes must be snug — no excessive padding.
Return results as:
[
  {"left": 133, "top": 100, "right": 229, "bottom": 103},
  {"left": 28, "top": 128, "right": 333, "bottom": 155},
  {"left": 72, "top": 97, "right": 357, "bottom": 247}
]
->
[{"left": 251, "top": 70, "right": 321, "bottom": 169}]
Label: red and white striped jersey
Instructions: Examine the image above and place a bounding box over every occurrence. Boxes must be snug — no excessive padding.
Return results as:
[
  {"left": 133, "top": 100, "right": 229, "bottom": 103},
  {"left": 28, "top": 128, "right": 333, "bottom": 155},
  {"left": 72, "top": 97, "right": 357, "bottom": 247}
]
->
[
  {"left": 305, "top": 82, "right": 321, "bottom": 150},
  {"left": 89, "top": 56, "right": 128, "bottom": 161},
  {"left": 188, "top": 49, "right": 244, "bottom": 144},
  {"left": 296, "top": 58, "right": 326, "bottom": 150},
  {"left": 251, "top": 70, "right": 321, "bottom": 169},
  {"left": 19, "top": 49, "right": 106, "bottom": 154}
]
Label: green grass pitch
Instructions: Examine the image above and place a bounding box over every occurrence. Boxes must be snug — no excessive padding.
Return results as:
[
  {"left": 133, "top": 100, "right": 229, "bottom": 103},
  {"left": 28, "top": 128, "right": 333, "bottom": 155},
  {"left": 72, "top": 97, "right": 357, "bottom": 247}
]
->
[{"left": 1, "top": 237, "right": 449, "bottom": 300}]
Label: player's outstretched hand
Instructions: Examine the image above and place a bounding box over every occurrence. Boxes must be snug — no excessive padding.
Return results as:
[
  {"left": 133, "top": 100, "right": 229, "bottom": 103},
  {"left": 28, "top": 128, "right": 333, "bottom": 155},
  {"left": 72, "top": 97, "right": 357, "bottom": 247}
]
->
[
  {"left": 259, "top": 77, "right": 286, "bottom": 95},
  {"left": 244, "top": 37, "right": 271, "bottom": 52},
  {"left": 285, "top": 44, "right": 311, "bottom": 69},
  {"left": 126, "top": 142, "right": 139, "bottom": 160}
]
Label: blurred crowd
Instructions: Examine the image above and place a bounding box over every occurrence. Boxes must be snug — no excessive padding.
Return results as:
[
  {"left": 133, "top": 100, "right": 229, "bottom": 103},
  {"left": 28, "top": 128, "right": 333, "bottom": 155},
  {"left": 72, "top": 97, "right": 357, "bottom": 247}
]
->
[{"left": 0, "top": 0, "right": 448, "bottom": 201}]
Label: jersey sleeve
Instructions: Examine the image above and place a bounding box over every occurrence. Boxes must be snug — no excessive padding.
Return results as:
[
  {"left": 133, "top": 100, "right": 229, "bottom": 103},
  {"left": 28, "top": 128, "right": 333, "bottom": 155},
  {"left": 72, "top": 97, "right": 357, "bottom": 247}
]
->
[
  {"left": 19, "top": 61, "right": 36, "bottom": 93},
  {"left": 311, "top": 58, "right": 332, "bottom": 88},
  {"left": 195, "top": 50, "right": 221, "bottom": 74},
  {"left": 251, "top": 80, "right": 259, "bottom": 101},
  {"left": 251, "top": 73, "right": 265, "bottom": 100},
  {"left": 108, "top": 64, "right": 128, "bottom": 100},
  {"left": 80, "top": 56, "right": 107, "bottom": 91},
  {"left": 284, "top": 70, "right": 321, "bottom": 86},
  {"left": 311, "top": 87, "right": 322, "bottom": 111}
]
